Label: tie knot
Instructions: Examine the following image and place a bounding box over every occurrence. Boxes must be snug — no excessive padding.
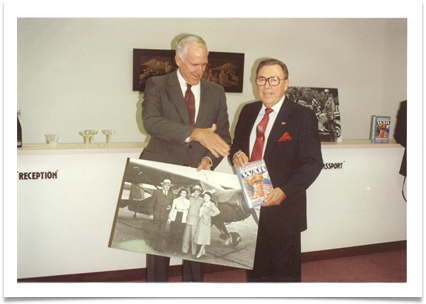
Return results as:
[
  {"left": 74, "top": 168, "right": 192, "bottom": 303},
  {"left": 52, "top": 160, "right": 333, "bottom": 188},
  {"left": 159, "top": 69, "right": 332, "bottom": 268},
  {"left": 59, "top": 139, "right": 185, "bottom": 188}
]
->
[
  {"left": 265, "top": 108, "right": 273, "bottom": 115},
  {"left": 186, "top": 83, "right": 192, "bottom": 90}
]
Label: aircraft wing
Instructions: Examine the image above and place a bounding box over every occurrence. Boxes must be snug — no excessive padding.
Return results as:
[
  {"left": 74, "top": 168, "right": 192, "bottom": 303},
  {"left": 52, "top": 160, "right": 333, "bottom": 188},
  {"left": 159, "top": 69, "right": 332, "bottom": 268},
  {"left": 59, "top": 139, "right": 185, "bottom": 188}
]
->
[{"left": 126, "top": 159, "right": 203, "bottom": 190}]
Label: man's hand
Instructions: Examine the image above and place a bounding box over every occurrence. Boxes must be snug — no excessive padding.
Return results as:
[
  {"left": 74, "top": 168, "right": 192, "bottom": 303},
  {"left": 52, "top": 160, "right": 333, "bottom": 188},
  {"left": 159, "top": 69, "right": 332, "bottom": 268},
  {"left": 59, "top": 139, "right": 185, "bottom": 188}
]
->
[
  {"left": 197, "top": 157, "right": 212, "bottom": 172},
  {"left": 263, "top": 188, "right": 286, "bottom": 207},
  {"left": 190, "top": 124, "right": 230, "bottom": 158},
  {"left": 232, "top": 151, "right": 249, "bottom": 168}
]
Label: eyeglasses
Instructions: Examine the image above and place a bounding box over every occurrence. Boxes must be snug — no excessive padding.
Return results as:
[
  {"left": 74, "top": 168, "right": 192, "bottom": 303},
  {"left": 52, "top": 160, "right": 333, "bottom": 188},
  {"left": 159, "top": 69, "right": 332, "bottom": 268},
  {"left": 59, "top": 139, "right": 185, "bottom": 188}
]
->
[{"left": 255, "top": 76, "right": 286, "bottom": 86}]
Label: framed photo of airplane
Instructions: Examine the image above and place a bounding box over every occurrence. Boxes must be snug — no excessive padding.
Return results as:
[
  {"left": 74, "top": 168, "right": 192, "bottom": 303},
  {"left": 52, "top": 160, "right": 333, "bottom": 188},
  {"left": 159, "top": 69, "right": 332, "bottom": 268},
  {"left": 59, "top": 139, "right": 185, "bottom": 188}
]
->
[{"left": 108, "top": 158, "right": 260, "bottom": 270}]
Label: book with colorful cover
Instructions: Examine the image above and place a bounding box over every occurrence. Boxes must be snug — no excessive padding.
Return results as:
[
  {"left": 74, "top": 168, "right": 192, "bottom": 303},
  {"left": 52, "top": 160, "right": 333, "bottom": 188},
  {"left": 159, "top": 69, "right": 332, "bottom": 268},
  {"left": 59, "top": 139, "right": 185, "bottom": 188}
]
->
[
  {"left": 236, "top": 159, "right": 273, "bottom": 209},
  {"left": 371, "top": 116, "right": 391, "bottom": 143}
]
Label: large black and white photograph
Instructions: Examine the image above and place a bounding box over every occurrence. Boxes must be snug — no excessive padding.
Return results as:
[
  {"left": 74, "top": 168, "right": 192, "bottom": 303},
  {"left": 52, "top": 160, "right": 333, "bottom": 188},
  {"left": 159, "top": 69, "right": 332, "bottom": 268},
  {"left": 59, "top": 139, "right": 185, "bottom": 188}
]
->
[
  {"left": 109, "top": 158, "right": 260, "bottom": 270},
  {"left": 286, "top": 87, "right": 341, "bottom": 142}
]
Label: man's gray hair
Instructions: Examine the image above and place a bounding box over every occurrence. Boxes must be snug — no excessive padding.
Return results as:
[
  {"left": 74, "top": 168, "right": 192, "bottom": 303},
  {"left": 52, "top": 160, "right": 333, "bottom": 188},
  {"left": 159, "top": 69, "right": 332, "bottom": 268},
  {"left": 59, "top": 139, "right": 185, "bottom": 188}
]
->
[
  {"left": 175, "top": 34, "right": 208, "bottom": 60},
  {"left": 256, "top": 58, "right": 289, "bottom": 80}
]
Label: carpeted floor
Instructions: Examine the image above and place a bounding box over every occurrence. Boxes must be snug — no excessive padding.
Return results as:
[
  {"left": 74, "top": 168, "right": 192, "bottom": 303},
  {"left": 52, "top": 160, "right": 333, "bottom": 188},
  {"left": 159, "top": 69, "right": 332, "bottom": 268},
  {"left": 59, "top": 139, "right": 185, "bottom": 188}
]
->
[{"left": 145, "top": 249, "right": 406, "bottom": 283}]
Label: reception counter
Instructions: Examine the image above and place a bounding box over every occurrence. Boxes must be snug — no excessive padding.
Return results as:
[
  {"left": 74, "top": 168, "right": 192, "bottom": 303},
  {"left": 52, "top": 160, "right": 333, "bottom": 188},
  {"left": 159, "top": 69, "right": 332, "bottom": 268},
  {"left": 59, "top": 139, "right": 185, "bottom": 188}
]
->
[{"left": 17, "top": 140, "right": 406, "bottom": 279}]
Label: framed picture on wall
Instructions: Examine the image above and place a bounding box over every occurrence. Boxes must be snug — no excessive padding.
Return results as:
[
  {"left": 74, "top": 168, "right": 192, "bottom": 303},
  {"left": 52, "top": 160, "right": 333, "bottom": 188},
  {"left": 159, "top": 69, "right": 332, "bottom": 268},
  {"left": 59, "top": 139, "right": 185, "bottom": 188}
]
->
[
  {"left": 202, "top": 51, "right": 244, "bottom": 93},
  {"left": 286, "top": 87, "right": 341, "bottom": 142},
  {"left": 132, "top": 49, "right": 177, "bottom": 92},
  {"left": 133, "top": 49, "right": 244, "bottom": 93}
]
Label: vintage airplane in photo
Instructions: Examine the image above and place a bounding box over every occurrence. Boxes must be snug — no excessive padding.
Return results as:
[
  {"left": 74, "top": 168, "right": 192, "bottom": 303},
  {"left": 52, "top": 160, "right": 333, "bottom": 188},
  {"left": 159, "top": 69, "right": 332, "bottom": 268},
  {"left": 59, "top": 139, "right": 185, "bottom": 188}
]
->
[{"left": 118, "top": 160, "right": 259, "bottom": 248}]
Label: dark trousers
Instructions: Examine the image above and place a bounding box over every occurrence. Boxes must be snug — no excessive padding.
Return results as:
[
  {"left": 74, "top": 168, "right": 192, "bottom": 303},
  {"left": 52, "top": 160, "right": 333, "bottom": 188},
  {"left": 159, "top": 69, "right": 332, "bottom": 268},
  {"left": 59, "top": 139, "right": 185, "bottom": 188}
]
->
[
  {"left": 247, "top": 217, "right": 301, "bottom": 282},
  {"left": 146, "top": 254, "right": 204, "bottom": 282},
  {"left": 168, "top": 213, "right": 185, "bottom": 253}
]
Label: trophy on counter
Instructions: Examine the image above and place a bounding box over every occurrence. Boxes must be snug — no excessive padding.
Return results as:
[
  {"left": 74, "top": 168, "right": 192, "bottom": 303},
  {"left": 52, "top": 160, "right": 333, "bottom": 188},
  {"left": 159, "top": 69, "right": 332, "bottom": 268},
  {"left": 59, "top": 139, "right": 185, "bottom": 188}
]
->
[{"left": 102, "top": 129, "right": 116, "bottom": 143}]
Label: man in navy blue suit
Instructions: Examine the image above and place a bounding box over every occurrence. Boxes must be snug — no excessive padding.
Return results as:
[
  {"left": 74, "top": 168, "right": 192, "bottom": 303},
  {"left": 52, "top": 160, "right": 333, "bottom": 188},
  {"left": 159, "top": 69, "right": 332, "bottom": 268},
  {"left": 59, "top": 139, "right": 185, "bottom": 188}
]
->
[{"left": 230, "top": 58, "right": 323, "bottom": 282}]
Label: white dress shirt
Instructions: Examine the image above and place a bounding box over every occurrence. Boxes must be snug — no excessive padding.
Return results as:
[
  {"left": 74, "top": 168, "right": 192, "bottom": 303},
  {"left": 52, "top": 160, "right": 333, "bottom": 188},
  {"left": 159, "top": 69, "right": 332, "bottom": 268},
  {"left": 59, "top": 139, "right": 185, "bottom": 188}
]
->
[
  {"left": 177, "top": 69, "right": 212, "bottom": 167},
  {"left": 249, "top": 96, "right": 286, "bottom": 160}
]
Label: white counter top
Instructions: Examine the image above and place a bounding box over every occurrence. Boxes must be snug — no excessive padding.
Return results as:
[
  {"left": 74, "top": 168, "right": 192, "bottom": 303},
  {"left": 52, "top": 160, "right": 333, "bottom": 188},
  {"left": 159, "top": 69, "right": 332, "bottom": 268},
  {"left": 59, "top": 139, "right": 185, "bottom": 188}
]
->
[
  {"left": 17, "top": 142, "right": 148, "bottom": 155},
  {"left": 17, "top": 140, "right": 403, "bottom": 155},
  {"left": 321, "top": 139, "right": 402, "bottom": 149},
  {"left": 16, "top": 138, "right": 406, "bottom": 279}
]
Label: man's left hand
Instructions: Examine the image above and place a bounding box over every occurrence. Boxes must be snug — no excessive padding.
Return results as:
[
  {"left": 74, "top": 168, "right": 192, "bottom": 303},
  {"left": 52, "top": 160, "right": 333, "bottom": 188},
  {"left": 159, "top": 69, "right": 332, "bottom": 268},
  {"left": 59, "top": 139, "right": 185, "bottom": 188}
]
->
[
  {"left": 196, "top": 158, "right": 212, "bottom": 171},
  {"left": 263, "top": 188, "right": 286, "bottom": 207}
]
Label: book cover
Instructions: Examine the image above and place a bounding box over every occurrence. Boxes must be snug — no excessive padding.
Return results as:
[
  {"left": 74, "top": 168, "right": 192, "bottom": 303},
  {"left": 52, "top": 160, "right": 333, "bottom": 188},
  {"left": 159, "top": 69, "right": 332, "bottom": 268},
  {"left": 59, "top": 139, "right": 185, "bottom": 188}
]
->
[
  {"left": 236, "top": 159, "right": 273, "bottom": 209},
  {"left": 371, "top": 116, "right": 391, "bottom": 143}
]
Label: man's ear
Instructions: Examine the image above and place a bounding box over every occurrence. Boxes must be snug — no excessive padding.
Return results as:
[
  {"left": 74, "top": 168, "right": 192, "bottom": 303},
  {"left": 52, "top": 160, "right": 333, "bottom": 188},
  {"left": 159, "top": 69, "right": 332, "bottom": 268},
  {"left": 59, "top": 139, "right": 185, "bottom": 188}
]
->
[{"left": 175, "top": 54, "right": 182, "bottom": 67}]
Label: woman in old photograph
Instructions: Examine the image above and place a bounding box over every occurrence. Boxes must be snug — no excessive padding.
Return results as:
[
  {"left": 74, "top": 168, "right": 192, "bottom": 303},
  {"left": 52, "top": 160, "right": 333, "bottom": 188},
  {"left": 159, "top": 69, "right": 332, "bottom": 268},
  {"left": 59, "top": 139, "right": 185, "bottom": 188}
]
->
[
  {"left": 182, "top": 185, "right": 204, "bottom": 256},
  {"left": 167, "top": 188, "right": 190, "bottom": 254},
  {"left": 129, "top": 167, "right": 145, "bottom": 203},
  {"left": 194, "top": 191, "right": 221, "bottom": 259}
]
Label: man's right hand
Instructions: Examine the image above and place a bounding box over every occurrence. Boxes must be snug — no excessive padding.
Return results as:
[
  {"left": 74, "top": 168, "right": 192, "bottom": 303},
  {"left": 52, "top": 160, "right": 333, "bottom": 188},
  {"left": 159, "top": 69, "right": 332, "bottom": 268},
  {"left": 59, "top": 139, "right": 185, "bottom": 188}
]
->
[
  {"left": 232, "top": 151, "right": 249, "bottom": 168},
  {"left": 189, "top": 124, "right": 230, "bottom": 158}
]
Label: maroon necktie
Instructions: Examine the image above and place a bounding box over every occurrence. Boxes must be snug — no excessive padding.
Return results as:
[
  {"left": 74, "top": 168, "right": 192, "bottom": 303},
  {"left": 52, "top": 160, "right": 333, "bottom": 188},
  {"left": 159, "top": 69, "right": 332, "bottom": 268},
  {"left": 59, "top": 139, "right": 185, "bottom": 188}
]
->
[
  {"left": 185, "top": 84, "right": 196, "bottom": 127},
  {"left": 250, "top": 108, "right": 274, "bottom": 162}
]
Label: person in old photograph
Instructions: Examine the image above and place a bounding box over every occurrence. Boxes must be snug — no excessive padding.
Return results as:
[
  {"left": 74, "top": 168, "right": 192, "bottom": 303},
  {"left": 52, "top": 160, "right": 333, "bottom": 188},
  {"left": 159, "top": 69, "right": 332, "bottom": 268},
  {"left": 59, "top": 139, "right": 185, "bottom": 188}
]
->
[
  {"left": 249, "top": 173, "right": 265, "bottom": 199},
  {"left": 182, "top": 185, "right": 204, "bottom": 256},
  {"left": 377, "top": 123, "right": 388, "bottom": 139},
  {"left": 167, "top": 188, "right": 190, "bottom": 254},
  {"left": 323, "top": 89, "right": 337, "bottom": 141},
  {"left": 194, "top": 191, "right": 221, "bottom": 259},
  {"left": 140, "top": 33, "right": 231, "bottom": 282},
  {"left": 129, "top": 167, "right": 145, "bottom": 203},
  {"left": 149, "top": 179, "right": 174, "bottom": 252},
  {"left": 230, "top": 58, "right": 323, "bottom": 282}
]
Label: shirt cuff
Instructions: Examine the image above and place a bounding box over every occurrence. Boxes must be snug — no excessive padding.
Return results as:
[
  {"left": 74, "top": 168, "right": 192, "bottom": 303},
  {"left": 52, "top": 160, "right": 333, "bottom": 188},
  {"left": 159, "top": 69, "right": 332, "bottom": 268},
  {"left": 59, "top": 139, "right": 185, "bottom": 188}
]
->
[{"left": 232, "top": 150, "right": 243, "bottom": 161}]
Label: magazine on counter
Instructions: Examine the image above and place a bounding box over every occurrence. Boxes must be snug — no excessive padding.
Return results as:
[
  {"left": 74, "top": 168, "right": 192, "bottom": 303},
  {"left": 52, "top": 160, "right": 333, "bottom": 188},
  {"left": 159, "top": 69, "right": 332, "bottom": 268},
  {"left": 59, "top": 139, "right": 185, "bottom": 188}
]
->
[
  {"left": 236, "top": 159, "right": 273, "bottom": 209},
  {"left": 371, "top": 116, "right": 391, "bottom": 143}
]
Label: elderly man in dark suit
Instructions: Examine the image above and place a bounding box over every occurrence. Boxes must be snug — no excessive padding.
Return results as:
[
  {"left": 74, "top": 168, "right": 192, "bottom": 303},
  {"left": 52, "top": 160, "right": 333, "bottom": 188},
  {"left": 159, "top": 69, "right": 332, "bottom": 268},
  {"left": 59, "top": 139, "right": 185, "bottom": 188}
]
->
[
  {"left": 140, "top": 34, "right": 231, "bottom": 282},
  {"left": 230, "top": 58, "right": 323, "bottom": 282}
]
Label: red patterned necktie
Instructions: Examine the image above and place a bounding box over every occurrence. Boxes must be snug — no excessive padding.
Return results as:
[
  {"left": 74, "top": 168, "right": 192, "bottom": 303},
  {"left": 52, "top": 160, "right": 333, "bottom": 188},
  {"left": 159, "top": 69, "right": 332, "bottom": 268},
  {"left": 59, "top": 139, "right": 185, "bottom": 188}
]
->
[
  {"left": 185, "top": 84, "right": 196, "bottom": 127},
  {"left": 250, "top": 108, "right": 274, "bottom": 162}
]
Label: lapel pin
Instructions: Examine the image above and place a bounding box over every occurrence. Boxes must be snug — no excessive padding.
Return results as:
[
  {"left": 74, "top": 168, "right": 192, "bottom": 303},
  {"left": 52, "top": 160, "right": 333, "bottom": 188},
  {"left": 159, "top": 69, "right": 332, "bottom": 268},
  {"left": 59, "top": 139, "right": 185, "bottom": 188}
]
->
[{"left": 281, "top": 122, "right": 286, "bottom": 125}]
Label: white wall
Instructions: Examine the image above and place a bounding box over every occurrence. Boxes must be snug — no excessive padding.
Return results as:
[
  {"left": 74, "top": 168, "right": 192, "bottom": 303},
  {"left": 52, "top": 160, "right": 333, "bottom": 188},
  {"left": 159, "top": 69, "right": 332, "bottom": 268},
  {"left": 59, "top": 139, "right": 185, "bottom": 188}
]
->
[{"left": 17, "top": 18, "right": 407, "bottom": 145}]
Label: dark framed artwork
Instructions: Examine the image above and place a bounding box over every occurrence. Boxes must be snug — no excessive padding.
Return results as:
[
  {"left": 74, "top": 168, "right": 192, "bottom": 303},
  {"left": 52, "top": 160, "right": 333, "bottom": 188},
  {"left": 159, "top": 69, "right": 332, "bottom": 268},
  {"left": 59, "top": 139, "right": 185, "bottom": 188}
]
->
[
  {"left": 132, "top": 49, "right": 177, "bottom": 92},
  {"left": 286, "top": 87, "right": 342, "bottom": 142},
  {"left": 133, "top": 49, "right": 244, "bottom": 93},
  {"left": 203, "top": 51, "right": 244, "bottom": 93}
]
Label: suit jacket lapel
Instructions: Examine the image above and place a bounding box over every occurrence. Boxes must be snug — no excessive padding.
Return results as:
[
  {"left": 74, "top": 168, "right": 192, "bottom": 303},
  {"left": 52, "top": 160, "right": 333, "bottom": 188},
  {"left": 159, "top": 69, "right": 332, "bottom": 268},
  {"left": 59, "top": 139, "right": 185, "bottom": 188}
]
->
[
  {"left": 264, "top": 99, "right": 293, "bottom": 159},
  {"left": 166, "top": 71, "right": 191, "bottom": 126},
  {"left": 196, "top": 79, "right": 209, "bottom": 128},
  {"left": 244, "top": 102, "right": 263, "bottom": 156}
]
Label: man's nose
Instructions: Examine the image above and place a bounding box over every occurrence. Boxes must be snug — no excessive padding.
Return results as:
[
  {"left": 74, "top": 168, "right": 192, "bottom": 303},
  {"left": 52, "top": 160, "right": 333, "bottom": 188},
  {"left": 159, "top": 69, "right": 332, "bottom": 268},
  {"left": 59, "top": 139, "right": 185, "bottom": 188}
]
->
[
  {"left": 195, "top": 65, "right": 204, "bottom": 75},
  {"left": 264, "top": 79, "right": 272, "bottom": 88}
]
